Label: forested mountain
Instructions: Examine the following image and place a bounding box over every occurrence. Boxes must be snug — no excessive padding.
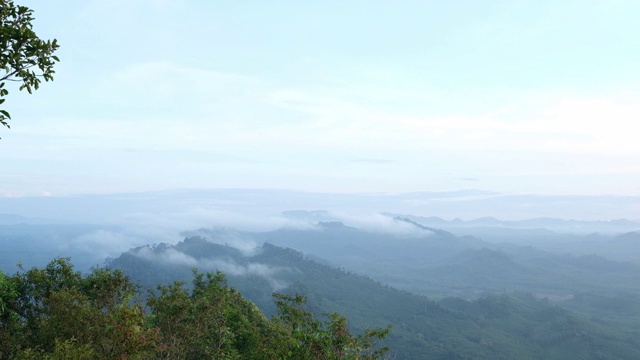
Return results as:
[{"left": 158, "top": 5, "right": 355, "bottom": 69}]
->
[
  {"left": 3, "top": 212, "right": 640, "bottom": 358},
  {"left": 109, "top": 237, "right": 640, "bottom": 360},
  {"left": 183, "top": 221, "right": 640, "bottom": 320}
]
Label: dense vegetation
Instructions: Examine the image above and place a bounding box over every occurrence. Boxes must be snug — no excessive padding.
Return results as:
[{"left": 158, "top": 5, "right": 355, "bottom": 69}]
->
[
  {"left": 109, "top": 237, "right": 640, "bottom": 360},
  {"left": 0, "top": 259, "right": 388, "bottom": 359}
]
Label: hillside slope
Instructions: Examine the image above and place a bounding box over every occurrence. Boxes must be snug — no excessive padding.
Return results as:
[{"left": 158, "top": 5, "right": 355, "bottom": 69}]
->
[{"left": 110, "top": 237, "right": 640, "bottom": 360}]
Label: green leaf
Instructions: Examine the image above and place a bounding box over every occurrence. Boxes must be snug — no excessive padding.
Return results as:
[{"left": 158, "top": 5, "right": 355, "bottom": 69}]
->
[{"left": 0, "top": 0, "right": 59, "bottom": 134}]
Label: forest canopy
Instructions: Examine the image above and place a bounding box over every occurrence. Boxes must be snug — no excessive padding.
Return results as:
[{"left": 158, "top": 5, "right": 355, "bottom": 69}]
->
[{"left": 0, "top": 258, "right": 389, "bottom": 359}]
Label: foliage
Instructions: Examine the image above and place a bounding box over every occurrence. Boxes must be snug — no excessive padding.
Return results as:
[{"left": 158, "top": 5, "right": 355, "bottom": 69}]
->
[
  {"left": 272, "top": 293, "right": 390, "bottom": 360},
  {"left": 1, "top": 258, "right": 159, "bottom": 359},
  {"left": 0, "top": 259, "right": 390, "bottom": 359},
  {"left": 146, "top": 270, "right": 278, "bottom": 359},
  {"left": 0, "top": 0, "right": 59, "bottom": 129},
  {"left": 0, "top": 271, "right": 17, "bottom": 316}
]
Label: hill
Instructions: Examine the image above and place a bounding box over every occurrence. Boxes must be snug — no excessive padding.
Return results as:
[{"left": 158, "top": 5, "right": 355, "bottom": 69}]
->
[{"left": 109, "top": 237, "right": 640, "bottom": 360}]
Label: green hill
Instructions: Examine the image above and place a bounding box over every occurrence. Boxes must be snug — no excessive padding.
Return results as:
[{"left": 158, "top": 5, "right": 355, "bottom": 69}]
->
[{"left": 109, "top": 236, "right": 640, "bottom": 360}]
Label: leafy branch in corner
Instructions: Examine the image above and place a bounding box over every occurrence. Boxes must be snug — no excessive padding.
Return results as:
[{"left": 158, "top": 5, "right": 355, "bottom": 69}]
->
[{"left": 0, "top": 0, "right": 59, "bottom": 129}]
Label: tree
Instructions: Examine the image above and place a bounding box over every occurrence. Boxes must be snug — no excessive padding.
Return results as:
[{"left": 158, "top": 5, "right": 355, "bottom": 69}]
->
[
  {"left": 147, "top": 270, "right": 287, "bottom": 360},
  {"left": 1, "top": 260, "right": 391, "bottom": 359},
  {"left": 272, "top": 293, "right": 391, "bottom": 360},
  {"left": 0, "top": 0, "right": 59, "bottom": 129},
  {"left": 1, "top": 259, "right": 159, "bottom": 360}
]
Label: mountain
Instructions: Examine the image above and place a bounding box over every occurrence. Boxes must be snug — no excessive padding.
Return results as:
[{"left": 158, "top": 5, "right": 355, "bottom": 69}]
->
[
  {"left": 109, "top": 237, "right": 640, "bottom": 360},
  {"left": 177, "top": 221, "right": 640, "bottom": 342},
  {"left": 185, "top": 220, "right": 640, "bottom": 301},
  {"left": 391, "top": 213, "right": 640, "bottom": 234},
  {"left": 3, "top": 188, "right": 640, "bottom": 224}
]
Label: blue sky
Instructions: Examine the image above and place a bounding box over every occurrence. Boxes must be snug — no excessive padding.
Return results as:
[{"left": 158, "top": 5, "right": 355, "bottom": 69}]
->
[{"left": 2, "top": 0, "right": 640, "bottom": 197}]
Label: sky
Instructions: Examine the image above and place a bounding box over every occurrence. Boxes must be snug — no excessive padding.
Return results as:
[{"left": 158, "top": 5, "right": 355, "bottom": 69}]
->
[{"left": 2, "top": 0, "right": 640, "bottom": 198}]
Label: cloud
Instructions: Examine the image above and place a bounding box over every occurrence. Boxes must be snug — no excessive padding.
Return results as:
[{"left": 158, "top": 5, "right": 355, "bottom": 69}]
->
[
  {"left": 111, "top": 61, "right": 262, "bottom": 107},
  {"left": 319, "top": 211, "right": 435, "bottom": 238},
  {"left": 132, "top": 246, "right": 289, "bottom": 290},
  {"left": 183, "top": 228, "right": 261, "bottom": 257},
  {"left": 134, "top": 247, "right": 198, "bottom": 267},
  {"left": 63, "top": 230, "right": 147, "bottom": 263},
  {"left": 123, "top": 207, "right": 292, "bottom": 233},
  {"left": 377, "top": 91, "right": 640, "bottom": 156}
]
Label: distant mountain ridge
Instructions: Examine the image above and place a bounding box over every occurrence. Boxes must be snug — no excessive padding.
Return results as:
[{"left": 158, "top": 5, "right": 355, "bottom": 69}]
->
[
  {"left": 385, "top": 213, "right": 640, "bottom": 234},
  {"left": 2, "top": 188, "right": 640, "bottom": 223}
]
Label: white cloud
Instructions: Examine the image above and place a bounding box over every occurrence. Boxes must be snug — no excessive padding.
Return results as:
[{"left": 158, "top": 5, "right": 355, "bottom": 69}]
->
[
  {"left": 314, "top": 211, "right": 435, "bottom": 238},
  {"left": 63, "top": 230, "right": 146, "bottom": 262},
  {"left": 132, "top": 246, "right": 289, "bottom": 291},
  {"left": 135, "top": 247, "right": 199, "bottom": 267},
  {"left": 123, "top": 207, "right": 291, "bottom": 233}
]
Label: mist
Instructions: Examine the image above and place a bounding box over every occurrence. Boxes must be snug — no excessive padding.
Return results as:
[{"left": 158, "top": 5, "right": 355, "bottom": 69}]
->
[
  {"left": 3, "top": 189, "right": 640, "bottom": 273},
  {"left": 131, "top": 242, "right": 290, "bottom": 291}
]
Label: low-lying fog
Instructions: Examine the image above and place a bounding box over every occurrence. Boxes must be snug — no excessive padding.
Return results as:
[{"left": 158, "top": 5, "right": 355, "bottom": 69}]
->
[{"left": 1, "top": 189, "right": 639, "bottom": 273}]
